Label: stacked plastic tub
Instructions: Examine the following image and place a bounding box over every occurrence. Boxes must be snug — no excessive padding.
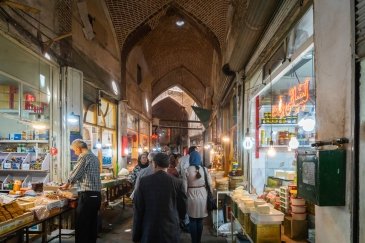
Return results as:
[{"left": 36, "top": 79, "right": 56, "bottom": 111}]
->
[
  {"left": 249, "top": 202, "right": 284, "bottom": 243},
  {"left": 230, "top": 188, "right": 256, "bottom": 238}
]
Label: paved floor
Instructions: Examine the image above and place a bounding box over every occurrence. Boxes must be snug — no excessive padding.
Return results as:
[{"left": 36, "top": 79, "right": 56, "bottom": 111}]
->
[
  {"left": 35, "top": 199, "right": 307, "bottom": 243},
  {"left": 42, "top": 204, "right": 227, "bottom": 243}
]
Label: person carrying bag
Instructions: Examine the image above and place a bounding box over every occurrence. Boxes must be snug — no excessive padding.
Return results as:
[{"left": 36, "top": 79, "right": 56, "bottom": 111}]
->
[
  {"left": 183, "top": 151, "right": 214, "bottom": 243},
  {"left": 202, "top": 165, "right": 217, "bottom": 211}
]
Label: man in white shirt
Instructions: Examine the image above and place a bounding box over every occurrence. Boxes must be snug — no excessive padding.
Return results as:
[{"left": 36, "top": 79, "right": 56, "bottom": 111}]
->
[
  {"left": 177, "top": 146, "right": 197, "bottom": 178},
  {"left": 176, "top": 146, "right": 197, "bottom": 232}
]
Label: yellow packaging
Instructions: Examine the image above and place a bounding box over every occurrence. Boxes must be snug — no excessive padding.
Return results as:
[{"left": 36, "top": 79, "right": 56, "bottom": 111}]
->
[
  {"left": 250, "top": 219, "right": 281, "bottom": 243},
  {"left": 0, "top": 85, "right": 10, "bottom": 94}
]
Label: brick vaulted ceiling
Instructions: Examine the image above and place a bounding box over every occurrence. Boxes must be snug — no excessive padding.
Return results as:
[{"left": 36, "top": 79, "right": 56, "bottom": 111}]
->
[
  {"left": 104, "top": 0, "right": 230, "bottom": 106},
  {"left": 104, "top": 0, "right": 229, "bottom": 53}
]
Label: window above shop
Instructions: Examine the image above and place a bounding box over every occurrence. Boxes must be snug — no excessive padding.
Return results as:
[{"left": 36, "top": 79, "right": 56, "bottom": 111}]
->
[{"left": 0, "top": 34, "right": 51, "bottom": 93}]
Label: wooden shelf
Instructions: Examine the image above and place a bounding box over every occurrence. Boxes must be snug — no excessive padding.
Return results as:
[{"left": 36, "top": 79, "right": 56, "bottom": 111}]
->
[{"left": 0, "top": 140, "right": 49, "bottom": 144}]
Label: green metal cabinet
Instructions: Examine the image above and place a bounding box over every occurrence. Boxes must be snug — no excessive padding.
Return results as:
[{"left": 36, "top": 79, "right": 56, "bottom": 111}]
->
[{"left": 297, "top": 149, "right": 346, "bottom": 206}]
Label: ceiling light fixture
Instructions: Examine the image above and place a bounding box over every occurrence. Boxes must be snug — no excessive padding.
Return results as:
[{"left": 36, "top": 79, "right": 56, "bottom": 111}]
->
[
  {"left": 243, "top": 128, "right": 254, "bottom": 150},
  {"left": 288, "top": 136, "right": 299, "bottom": 150},
  {"left": 44, "top": 52, "right": 51, "bottom": 60},
  {"left": 204, "top": 144, "right": 211, "bottom": 150},
  {"left": 96, "top": 139, "right": 102, "bottom": 149},
  {"left": 112, "top": 80, "right": 119, "bottom": 95},
  {"left": 222, "top": 136, "right": 230, "bottom": 143},
  {"left": 138, "top": 146, "right": 143, "bottom": 154},
  {"left": 33, "top": 123, "right": 47, "bottom": 130},
  {"left": 67, "top": 112, "right": 79, "bottom": 124},
  {"left": 268, "top": 140, "right": 277, "bottom": 157},
  {"left": 176, "top": 19, "right": 185, "bottom": 27},
  {"left": 105, "top": 135, "right": 112, "bottom": 147}
]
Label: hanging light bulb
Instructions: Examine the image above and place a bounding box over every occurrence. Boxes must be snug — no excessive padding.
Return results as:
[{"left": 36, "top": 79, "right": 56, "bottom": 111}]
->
[
  {"left": 288, "top": 136, "right": 299, "bottom": 149},
  {"left": 267, "top": 140, "right": 276, "bottom": 157},
  {"left": 302, "top": 118, "right": 315, "bottom": 132},
  {"left": 222, "top": 136, "right": 230, "bottom": 143},
  {"left": 243, "top": 136, "right": 254, "bottom": 150},
  {"left": 243, "top": 128, "right": 254, "bottom": 150},
  {"left": 67, "top": 112, "right": 79, "bottom": 124},
  {"left": 105, "top": 135, "right": 112, "bottom": 147},
  {"left": 96, "top": 140, "right": 102, "bottom": 149},
  {"left": 124, "top": 148, "right": 129, "bottom": 155},
  {"left": 204, "top": 144, "right": 211, "bottom": 150},
  {"left": 138, "top": 146, "right": 143, "bottom": 154}
]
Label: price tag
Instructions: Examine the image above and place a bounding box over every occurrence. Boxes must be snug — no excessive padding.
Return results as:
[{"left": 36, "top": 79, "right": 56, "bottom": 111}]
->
[{"left": 22, "top": 163, "right": 30, "bottom": 170}]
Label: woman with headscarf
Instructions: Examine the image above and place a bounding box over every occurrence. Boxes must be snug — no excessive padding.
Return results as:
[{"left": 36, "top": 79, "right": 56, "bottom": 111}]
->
[
  {"left": 129, "top": 152, "right": 149, "bottom": 185},
  {"left": 167, "top": 154, "right": 179, "bottom": 178},
  {"left": 183, "top": 151, "right": 213, "bottom": 243}
]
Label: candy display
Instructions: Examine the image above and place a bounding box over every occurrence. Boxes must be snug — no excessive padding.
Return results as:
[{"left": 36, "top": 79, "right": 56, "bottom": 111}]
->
[{"left": 30, "top": 156, "right": 45, "bottom": 170}]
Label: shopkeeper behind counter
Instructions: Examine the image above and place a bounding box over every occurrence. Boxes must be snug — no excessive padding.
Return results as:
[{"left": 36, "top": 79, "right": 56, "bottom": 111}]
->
[{"left": 60, "top": 139, "right": 102, "bottom": 243}]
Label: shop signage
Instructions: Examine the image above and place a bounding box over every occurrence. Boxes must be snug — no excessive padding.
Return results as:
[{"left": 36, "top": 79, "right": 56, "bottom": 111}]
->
[{"left": 272, "top": 79, "right": 310, "bottom": 118}]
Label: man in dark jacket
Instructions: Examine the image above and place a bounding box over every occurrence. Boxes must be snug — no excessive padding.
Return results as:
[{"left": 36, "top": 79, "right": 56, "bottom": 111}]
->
[{"left": 132, "top": 153, "right": 187, "bottom": 243}]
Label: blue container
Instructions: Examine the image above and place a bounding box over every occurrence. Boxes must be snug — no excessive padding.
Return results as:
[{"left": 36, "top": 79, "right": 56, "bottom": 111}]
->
[{"left": 13, "top": 134, "right": 21, "bottom": 140}]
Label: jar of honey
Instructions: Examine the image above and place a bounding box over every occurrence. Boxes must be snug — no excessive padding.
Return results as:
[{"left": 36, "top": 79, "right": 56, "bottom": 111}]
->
[{"left": 13, "top": 180, "right": 22, "bottom": 191}]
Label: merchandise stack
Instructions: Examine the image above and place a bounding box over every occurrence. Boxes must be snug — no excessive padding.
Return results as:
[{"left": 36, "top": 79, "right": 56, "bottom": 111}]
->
[
  {"left": 279, "top": 186, "right": 289, "bottom": 213},
  {"left": 290, "top": 197, "right": 306, "bottom": 220}
]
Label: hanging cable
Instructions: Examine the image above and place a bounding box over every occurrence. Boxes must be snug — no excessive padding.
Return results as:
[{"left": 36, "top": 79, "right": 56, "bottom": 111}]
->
[{"left": 268, "top": 69, "right": 276, "bottom": 157}]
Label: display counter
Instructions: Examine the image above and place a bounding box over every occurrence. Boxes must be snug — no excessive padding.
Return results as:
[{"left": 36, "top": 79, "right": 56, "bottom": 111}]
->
[
  {"left": 0, "top": 193, "right": 75, "bottom": 242},
  {"left": 101, "top": 176, "right": 131, "bottom": 207}
]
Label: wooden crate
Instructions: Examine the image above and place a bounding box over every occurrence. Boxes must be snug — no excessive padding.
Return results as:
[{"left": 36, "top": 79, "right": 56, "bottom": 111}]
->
[
  {"left": 0, "top": 212, "right": 34, "bottom": 236},
  {"left": 283, "top": 216, "right": 308, "bottom": 240}
]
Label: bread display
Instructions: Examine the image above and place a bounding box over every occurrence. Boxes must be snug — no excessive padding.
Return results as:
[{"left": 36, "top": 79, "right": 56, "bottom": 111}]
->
[{"left": 0, "top": 202, "right": 25, "bottom": 222}]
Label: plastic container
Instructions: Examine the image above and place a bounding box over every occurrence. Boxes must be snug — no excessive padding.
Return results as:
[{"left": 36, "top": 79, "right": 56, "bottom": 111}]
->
[
  {"left": 250, "top": 208, "right": 284, "bottom": 224},
  {"left": 291, "top": 205, "right": 306, "bottom": 213},
  {"left": 291, "top": 198, "right": 305, "bottom": 206},
  {"left": 254, "top": 199, "right": 266, "bottom": 207},
  {"left": 250, "top": 214, "right": 282, "bottom": 225},
  {"left": 291, "top": 212, "right": 307, "bottom": 220}
]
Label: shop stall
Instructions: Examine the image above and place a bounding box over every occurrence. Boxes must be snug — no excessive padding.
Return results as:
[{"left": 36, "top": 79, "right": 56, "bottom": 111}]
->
[
  {"left": 0, "top": 31, "right": 62, "bottom": 191},
  {"left": 212, "top": 7, "right": 316, "bottom": 243},
  {"left": 83, "top": 97, "right": 118, "bottom": 173},
  {"left": 126, "top": 112, "right": 139, "bottom": 166},
  {"left": 242, "top": 7, "right": 314, "bottom": 243}
]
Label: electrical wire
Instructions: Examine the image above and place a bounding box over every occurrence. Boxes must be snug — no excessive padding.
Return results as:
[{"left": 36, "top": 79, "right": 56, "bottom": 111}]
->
[
  {"left": 9, "top": 7, "right": 53, "bottom": 40},
  {"left": 270, "top": 69, "right": 273, "bottom": 143},
  {"left": 19, "top": 9, "right": 58, "bottom": 35}
]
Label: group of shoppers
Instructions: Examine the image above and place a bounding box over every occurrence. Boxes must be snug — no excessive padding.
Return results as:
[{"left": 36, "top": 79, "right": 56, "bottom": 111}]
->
[
  {"left": 61, "top": 139, "right": 213, "bottom": 243},
  {"left": 131, "top": 146, "right": 213, "bottom": 243}
]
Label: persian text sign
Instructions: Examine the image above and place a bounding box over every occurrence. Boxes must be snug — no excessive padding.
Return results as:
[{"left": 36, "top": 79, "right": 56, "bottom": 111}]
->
[{"left": 272, "top": 79, "right": 310, "bottom": 118}]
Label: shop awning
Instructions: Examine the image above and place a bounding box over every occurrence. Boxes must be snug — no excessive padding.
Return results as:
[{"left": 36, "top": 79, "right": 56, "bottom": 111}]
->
[{"left": 191, "top": 106, "right": 212, "bottom": 129}]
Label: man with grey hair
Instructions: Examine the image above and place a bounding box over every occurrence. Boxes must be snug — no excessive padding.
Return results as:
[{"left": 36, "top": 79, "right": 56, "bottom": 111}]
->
[
  {"left": 60, "top": 139, "right": 101, "bottom": 243},
  {"left": 133, "top": 153, "right": 186, "bottom": 242}
]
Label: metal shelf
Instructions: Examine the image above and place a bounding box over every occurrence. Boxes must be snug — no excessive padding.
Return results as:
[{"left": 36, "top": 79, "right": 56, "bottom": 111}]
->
[
  {"left": 259, "top": 145, "right": 311, "bottom": 148},
  {"left": 231, "top": 212, "right": 254, "bottom": 243},
  {"left": 259, "top": 123, "right": 298, "bottom": 127},
  {"left": 0, "top": 169, "right": 48, "bottom": 173},
  {"left": 0, "top": 140, "right": 49, "bottom": 143}
]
